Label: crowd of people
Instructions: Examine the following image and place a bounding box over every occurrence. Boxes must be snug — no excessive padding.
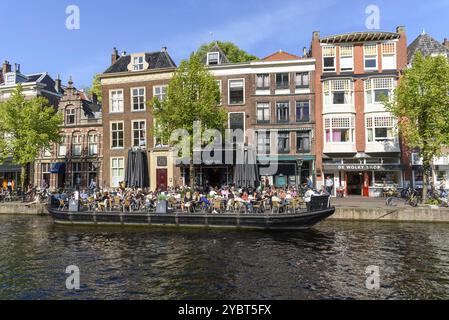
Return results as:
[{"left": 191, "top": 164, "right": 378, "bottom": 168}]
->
[{"left": 52, "top": 179, "right": 330, "bottom": 214}]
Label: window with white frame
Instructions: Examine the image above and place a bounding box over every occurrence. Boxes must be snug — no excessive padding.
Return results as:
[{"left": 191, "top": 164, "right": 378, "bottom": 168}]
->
[
  {"left": 88, "top": 132, "right": 99, "bottom": 156},
  {"left": 366, "top": 116, "right": 396, "bottom": 142},
  {"left": 364, "top": 44, "right": 378, "bottom": 70},
  {"left": 154, "top": 85, "right": 167, "bottom": 102},
  {"left": 66, "top": 108, "right": 76, "bottom": 125},
  {"left": 72, "top": 134, "right": 83, "bottom": 156},
  {"left": 296, "top": 132, "right": 311, "bottom": 153},
  {"left": 58, "top": 136, "right": 67, "bottom": 157},
  {"left": 256, "top": 74, "right": 270, "bottom": 90},
  {"left": 296, "top": 101, "right": 310, "bottom": 122},
  {"left": 133, "top": 56, "right": 144, "bottom": 71},
  {"left": 295, "top": 72, "right": 309, "bottom": 88},
  {"left": 324, "top": 117, "right": 355, "bottom": 143},
  {"left": 257, "top": 132, "right": 271, "bottom": 155},
  {"left": 207, "top": 52, "right": 220, "bottom": 65},
  {"left": 340, "top": 45, "right": 354, "bottom": 71},
  {"left": 111, "top": 157, "right": 125, "bottom": 187},
  {"left": 278, "top": 132, "right": 290, "bottom": 153},
  {"left": 132, "top": 120, "right": 146, "bottom": 148},
  {"left": 132, "top": 88, "right": 145, "bottom": 111},
  {"left": 365, "top": 78, "right": 395, "bottom": 104},
  {"left": 382, "top": 42, "right": 396, "bottom": 70},
  {"left": 323, "top": 79, "right": 354, "bottom": 105},
  {"left": 323, "top": 46, "right": 336, "bottom": 72},
  {"left": 257, "top": 102, "right": 270, "bottom": 124},
  {"left": 110, "top": 90, "right": 124, "bottom": 113},
  {"left": 229, "top": 80, "right": 244, "bottom": 105},
  {"left": 276, "top": 102, "right": 290, "bottom": 123},
  {"left": 111, "top": 122, "right": 124, "bottom": 149},
  {"left": 276, "top": 73, "right": 289, "bottom": 90}
]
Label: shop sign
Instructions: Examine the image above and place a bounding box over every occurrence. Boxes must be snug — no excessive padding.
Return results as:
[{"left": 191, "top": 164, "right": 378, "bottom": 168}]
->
[{"left": 323, "top": 164, "right": 402, "bottom": 171}]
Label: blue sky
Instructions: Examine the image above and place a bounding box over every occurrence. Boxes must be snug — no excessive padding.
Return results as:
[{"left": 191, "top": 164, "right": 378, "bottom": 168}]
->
[{"left": 2, "top": 0, "right": 449, "bottom": 88}]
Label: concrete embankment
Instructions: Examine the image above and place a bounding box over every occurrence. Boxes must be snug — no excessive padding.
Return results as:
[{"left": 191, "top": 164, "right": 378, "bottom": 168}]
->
[
  {"left": 331, "top": 206, "right": 449, "bottom": 223},
  {"left": 0, "top": 203, "right": 48, "bottom": 216}
]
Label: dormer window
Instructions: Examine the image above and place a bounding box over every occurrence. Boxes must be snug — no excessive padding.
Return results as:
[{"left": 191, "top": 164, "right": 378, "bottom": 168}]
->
[
  {"left": 133, "top": 56, "right": 144, "bottom": 71},
  {"left": 207, "top": 52, "right": 220, "bottom": 65}
]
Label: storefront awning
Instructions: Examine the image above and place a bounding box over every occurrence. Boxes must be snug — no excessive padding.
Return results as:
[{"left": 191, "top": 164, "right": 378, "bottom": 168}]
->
[
  {"left": 50, "top": 163, "right": 65, "bottom": 174},
  {"left": 0, "top": 163, "right": 21, "bottom": 173}
]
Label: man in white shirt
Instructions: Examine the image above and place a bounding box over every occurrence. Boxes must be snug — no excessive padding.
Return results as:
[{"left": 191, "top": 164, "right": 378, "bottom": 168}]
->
[{"left": 325, "top": 177, "right": 334, "bottom": 195}]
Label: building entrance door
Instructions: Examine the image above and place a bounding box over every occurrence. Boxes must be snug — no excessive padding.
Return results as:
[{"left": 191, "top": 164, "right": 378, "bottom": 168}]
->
[
  {"left": 347, "top": 172, "right": 363, "bottom": 196},
  {"left": 156, "top": 169, "right": 168, "bottom": 191}
]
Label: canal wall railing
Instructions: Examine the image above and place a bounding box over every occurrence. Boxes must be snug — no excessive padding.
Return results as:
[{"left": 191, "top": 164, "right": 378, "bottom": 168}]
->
[
  {"left": 331, "top": 206, "right": 449, "bottom": 223},
  {"left": 0, "top": 203, "right": 48, "bottom": 215}
]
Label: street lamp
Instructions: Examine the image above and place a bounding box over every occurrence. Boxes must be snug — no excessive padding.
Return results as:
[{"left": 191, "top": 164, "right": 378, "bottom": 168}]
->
[{"left": 296, "top": 159, "right": 304, "bottom": 188}]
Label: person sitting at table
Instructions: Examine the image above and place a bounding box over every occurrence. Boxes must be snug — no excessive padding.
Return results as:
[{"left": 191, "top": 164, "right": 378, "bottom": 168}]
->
[
  {"left": 101, "top": 192, "right": 110, "bottom": 211},
  {"left": 226, "top": 190, "right": 235, "bottom": 211},
  {"left": 304, "top": 188, "right": 317, "bottom": 212}
]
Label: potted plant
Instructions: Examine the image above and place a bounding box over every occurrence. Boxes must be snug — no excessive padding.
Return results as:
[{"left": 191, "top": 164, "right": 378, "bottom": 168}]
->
[{"left": 156, "top": 194, "right": 168, "bottom": 214}]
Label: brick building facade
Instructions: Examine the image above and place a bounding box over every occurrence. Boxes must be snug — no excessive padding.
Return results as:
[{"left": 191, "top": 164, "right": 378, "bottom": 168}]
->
[
  {"left": 311, "top": 26, "right": 409, "bottom": 197},
  {"left": 99, "top": 48, "right": 179, "bottom": 189},
  {"left": 33, "top": 78, "right": 103, "bottom": 190},
  {"left": 0, "top": 61, "right": 62, "bottom": 189}
]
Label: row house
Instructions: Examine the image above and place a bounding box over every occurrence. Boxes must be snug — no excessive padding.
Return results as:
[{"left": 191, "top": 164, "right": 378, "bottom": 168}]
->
[
  {"left": 0, "top": 61, "right": 62, "bottom": 189},
  {"left": 311, "top": 26, "right": 408, "bottom": 197},
  {"left": 98, "top": 44, "right": 316, "bottom": 190},
  {"left": 176, "top": 44, "right": 316, "bottom": 188},
  {"left": 98, "top": 47, "right": 179, "bottom": 190},
  {"left": 33, "top": 78, "right": 103, "bottom": 190},
  {"left": 407, "top": 31, "right": 449, "bottom": 188}
]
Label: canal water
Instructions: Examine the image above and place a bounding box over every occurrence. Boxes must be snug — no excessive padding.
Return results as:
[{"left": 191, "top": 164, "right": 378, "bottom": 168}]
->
[{"left": 1, "top": 215, "right": 449, "bottom": 300}]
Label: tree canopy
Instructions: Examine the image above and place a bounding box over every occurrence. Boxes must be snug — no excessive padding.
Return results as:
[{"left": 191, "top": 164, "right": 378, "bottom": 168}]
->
[
  {"left": 0, "top": 85, "right": 63, "bottom": 189},
  {"left": 88, "top": 74, "right": 103, "bottom": 103},
  {"left": 385, "top": 52, "right": 449, "bottom": 199},
  {"left": 196, "top": 41, "right": 258, "bottom": 63},
  {"left": 149, "top": 53, "right": 227, "bottom": 189}
]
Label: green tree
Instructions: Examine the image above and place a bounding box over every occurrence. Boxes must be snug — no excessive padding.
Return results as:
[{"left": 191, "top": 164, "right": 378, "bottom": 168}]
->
[
  {"left": 149, "top": 54, "right": 227, "bottom": 190},
  {"left": 88, "top": 74, "right": 102, "bottom": 103},
  {"left": 385, "top": 52, "right": 449, "bottom": 200},
  {"left": 0, "top": 85, "right": 63, "bottom": 191},
  {"left": 196, "top": 41, "right": 258, "bottom": 63}
]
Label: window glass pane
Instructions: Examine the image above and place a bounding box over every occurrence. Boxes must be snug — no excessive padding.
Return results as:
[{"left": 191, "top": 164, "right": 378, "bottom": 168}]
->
[
  {"left": 333, "top": 92, "right": 345, "bottom": 104},
  {"left": 229, "top": 113, "right": 244, "bottom": 131},
  {"left": 229, "top": 80, "right": 244, "bottom": 104}
]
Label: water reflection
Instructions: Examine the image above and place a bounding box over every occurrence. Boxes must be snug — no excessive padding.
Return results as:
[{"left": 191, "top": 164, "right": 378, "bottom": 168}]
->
[{"left": 1, "top": 216, "right": 449, "bottom": 300}]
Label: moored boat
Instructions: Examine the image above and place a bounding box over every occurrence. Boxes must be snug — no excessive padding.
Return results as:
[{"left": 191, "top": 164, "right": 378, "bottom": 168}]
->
[{"left": 47, "top": 195, "right": 335, "bottom": 231}]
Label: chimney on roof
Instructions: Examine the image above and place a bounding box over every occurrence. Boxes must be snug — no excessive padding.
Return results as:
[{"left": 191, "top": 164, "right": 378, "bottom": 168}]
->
[
  {"left": 14, "top": 63, "right": 20, "bottom": 73},
  {"left": 121, "top": 50, "right": 127, "bottom": 56},
  {"left": 443, "top": 38, "right": 449, "bottom": 49},
  {"left": 162, "top": 46, "right": 167, "bottom": 52},
  {"left": 313, "top": 31, "right": 320, "bottom": 40},
  {"left": 2, "top": 60, "right": 11, "bottom": 75},
  {"left": 396, "top": 26, "right": 406, "bottom": 34},
  {"left": 111, "top": 47, "right": 119, "bottom": 65},
  {"left": 55, "top": 74, "right": 62, "bottom": 93}
]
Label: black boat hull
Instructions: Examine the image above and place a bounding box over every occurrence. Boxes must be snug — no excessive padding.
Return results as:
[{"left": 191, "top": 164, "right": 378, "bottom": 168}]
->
[{"left": 47, "top": 207, "right": 335, "bottom": 231}]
